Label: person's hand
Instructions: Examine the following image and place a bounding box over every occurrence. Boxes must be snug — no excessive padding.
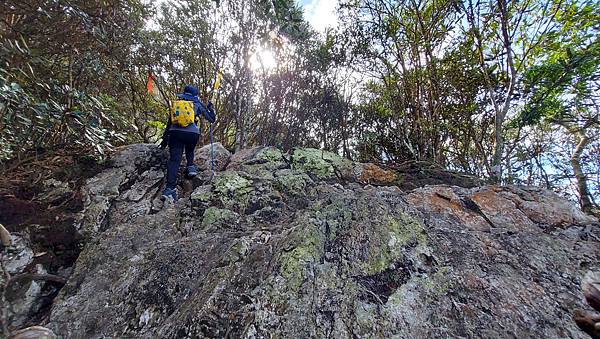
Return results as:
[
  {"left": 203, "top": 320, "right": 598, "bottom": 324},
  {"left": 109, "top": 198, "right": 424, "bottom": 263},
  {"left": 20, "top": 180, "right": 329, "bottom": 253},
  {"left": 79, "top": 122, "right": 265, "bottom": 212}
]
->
[
  {"left": 204, "top": 101, "right": 216, "bottom": 123},
  {"left": 160, "top": 137, "right": 168, "bottom": 149}
]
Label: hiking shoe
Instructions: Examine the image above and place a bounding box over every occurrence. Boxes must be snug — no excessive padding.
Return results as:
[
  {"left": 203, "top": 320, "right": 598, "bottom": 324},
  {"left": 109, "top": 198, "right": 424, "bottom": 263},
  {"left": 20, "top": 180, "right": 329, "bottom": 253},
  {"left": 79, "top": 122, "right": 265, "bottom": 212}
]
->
[
  {"left": 186, "top": 165, "right": 198, "bottom": 179},
  {"left": 161, "top": 188, "right": 177, "bottom": 202}
]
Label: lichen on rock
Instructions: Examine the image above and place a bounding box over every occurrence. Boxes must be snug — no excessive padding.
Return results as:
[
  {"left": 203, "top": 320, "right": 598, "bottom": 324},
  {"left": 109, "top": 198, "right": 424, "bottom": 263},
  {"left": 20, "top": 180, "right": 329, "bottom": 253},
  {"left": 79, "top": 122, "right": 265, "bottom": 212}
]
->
[
  {"left": 201, "top": 207, "right": 239, "bottom": 228},
  {"left": 212, "top": 172, "right": 253, "bottom": 211},
  {"left": 291, "top": 148, "right": 354, "bottom": 180},
  {"left": 274, "top": 169, "right": 313, "bottom": 197},
  {"left": 190, "top": 185, "right": 213, "bottom": 208},
  {"left": 253, "top": 147, "right": 287, "bottom": 167},
  {"left": 278, "top": 225, "right": 323, "bottom": 291},
  {"left": 226, "top": 146, "right": 287, "bottom": 177}
]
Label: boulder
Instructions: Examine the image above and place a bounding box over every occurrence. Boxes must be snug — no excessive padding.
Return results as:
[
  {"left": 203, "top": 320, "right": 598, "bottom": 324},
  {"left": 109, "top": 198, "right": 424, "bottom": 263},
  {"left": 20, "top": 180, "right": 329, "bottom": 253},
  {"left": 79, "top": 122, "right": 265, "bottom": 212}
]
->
[
  {"left": 354, "top": 163, "right": 397, "bottom": 185},
  {"left": 291, "top": 148, "right": 355, "bottom": 181},
  {"left": 76, "top": 144, "right": 166, "bottom": 240},
  {"left": 1, "top": 223, "right": 11, "bottom": 247},
  {"left": 2, "top": 234, "right": 56, "bottom": 330},
  {"left": 194, "top": 142, "right": 231, "bottom": 172},
  {"left": 9, "top": 326, "right": 57, "bottom": 339},
  {"left": 41, "top": 145, "right": 599, "bottom": 338},
  {"left": 226, "top": 146, "right": 288, "bottom": 177},
  {"left": 573, "top": 271, "right": 600, "bottom": 338}
]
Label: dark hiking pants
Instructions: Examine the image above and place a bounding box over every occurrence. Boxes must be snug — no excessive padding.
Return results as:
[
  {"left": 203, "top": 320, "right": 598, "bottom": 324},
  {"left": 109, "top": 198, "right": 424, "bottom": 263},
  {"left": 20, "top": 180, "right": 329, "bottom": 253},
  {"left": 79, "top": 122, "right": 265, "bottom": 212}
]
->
[{"left": 166, "top": 130, "right": 199, "bottom": 189}]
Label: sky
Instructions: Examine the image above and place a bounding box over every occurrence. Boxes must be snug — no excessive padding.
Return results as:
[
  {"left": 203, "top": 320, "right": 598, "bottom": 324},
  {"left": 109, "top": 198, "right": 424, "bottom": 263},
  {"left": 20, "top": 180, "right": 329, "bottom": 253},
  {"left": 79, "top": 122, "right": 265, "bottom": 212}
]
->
[
  {"left": 146, "top": 0, "right": 339, "bottom": 33},
  {"left": 299, "top": 0, "right": 339, "bottom": 33}
]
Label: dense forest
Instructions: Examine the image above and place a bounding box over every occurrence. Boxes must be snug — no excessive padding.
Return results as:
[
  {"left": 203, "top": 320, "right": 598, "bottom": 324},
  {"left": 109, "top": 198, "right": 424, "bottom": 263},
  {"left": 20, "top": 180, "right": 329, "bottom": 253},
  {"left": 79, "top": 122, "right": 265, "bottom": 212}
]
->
[{"left": 0, "top": 0, "right": 598, "bottom": 213}]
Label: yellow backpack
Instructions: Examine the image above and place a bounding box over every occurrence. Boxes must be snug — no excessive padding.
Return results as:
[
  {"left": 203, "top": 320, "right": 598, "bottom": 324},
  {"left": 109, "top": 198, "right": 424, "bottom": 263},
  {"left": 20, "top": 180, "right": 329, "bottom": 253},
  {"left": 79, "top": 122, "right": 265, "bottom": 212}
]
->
[{"left": 170, "top": 100, "right": 195, "bottom": 127}]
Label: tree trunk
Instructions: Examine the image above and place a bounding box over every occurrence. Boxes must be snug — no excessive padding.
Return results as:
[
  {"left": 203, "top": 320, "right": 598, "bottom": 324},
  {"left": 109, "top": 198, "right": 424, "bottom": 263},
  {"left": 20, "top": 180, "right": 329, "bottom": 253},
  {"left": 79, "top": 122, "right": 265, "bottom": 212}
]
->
[
  {"left": 491, "top": 0, "right": 518, "bottom": 184},
  {"left": 466, "top": 0, "right": 517, "bottom": 184},
  {"left": 234, "top": 92, "right": 243, "bottom": 153},
  {"left": 491, "top": 117, "right": 505, "bottom": 183},
  {"left": 571, "top": 130, "right": 594, "bottom": 213}
]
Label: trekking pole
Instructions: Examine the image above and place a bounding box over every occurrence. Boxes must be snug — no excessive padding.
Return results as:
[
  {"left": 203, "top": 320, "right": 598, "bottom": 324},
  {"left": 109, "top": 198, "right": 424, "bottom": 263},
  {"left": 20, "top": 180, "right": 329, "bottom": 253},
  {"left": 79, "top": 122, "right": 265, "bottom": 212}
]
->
[
  {"left": 208, "top": 66, "right": 223, "bottom": 179},
  {"left": 210, "top": 123, "right": 215, "bottom": 174}
]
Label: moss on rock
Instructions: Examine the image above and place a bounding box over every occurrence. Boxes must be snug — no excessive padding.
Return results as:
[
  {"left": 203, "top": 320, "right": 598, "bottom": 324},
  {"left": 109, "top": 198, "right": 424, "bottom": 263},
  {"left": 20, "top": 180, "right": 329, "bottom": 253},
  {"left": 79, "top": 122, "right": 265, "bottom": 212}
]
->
[
  {"left": 387, "top": 214, "right": 428, "bottom": 249},
  {"left": 228, "top": 147, "right": 287, "bottom": 177},
  {"left": 422, "top": 266, "right": 453, "bottom": 296},
  {"left": 278, "top": 227, "right": 323, "bottom": 291},
  {"left": 213, "top": 172, "right": 253, "bottom": 210},
  {"left": 291, "top": 148, "right": 353, "bottom": 180},
  {"left": 275, "top": 170, "right": 312, "bottom": 196},
  {"left": 190, "top": 186, "right": 213, "bottom": 203},
  {"left": 363, "top": 213, "right": 428, "bottom": 275},
  {"left": 201, "top": 207, "right": 239, "bottom": 227},
  {"left": 254, "top": 147, "right": 286, "bottom": 166},
  {"left": 315, "top": 197, "right": 353, "bottom": 242}
]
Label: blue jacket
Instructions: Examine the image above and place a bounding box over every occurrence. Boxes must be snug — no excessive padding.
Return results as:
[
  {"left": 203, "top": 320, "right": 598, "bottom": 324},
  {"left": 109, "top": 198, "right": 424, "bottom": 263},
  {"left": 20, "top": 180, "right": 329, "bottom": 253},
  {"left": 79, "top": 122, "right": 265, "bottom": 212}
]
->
[
  {"left": 161, "top": 85, "right": 216, "bottom": 145},
  {"left": 167, "top": 92, "right": 212, "bottom": 134}
]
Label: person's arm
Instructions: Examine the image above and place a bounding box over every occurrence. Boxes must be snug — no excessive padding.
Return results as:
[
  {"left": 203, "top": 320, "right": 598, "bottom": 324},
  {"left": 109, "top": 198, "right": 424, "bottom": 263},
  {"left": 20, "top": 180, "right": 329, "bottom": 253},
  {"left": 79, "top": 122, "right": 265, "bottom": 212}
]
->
[
  {"left": 160, "top": 116, "right": 171, "bottom": 149},
  {"left": 198, "top": 98, "right": 216, "bottom": 123},
  {"left": 194, "top": 98, "right": 212, "bottom": 121},
  {"left": 206, "top": 101, "right": 216, "bottom": 122},
  {"left": 196, "top": 99, "right": 209, "bottom": 119}
]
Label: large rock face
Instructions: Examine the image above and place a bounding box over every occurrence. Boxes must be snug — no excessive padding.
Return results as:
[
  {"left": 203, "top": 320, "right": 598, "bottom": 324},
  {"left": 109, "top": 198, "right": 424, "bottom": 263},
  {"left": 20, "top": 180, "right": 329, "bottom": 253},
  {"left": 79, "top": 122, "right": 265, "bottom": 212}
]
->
[{"left": 46, "top": 144, "right": 599, "bottom": 338}]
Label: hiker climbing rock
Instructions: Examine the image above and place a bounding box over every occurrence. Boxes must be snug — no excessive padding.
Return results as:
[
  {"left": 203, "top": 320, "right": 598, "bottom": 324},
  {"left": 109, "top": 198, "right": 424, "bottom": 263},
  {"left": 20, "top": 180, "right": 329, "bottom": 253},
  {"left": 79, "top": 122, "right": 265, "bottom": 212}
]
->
[{"left": 161, "top": 85, "right": 216, "bottom": 201}]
